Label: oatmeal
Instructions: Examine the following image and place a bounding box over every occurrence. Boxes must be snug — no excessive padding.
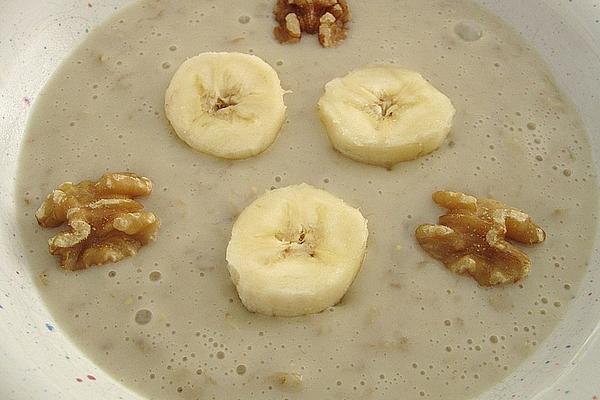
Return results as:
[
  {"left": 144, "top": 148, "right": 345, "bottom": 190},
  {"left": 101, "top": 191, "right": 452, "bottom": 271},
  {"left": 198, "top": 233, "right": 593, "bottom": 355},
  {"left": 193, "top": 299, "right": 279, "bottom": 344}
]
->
[{"left": 15, "top": 0, "right": 598, "bottom": 399}]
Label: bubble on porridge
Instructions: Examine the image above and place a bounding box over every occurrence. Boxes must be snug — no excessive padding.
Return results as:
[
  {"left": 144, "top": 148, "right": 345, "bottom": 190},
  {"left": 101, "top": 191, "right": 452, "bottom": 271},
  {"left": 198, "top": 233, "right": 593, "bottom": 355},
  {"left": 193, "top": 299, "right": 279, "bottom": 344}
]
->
[
  {"left": 455, "top": 21, "right": 483, "bottom": 42},
  {"left": 238, "top": 15, "right": 250, "bottom": 24},
  {"left": 135, "top": 309, "right": 153, "bottom": 325},
  {"left": 236, "top": 364, "right": 247, "bottom": 375}
]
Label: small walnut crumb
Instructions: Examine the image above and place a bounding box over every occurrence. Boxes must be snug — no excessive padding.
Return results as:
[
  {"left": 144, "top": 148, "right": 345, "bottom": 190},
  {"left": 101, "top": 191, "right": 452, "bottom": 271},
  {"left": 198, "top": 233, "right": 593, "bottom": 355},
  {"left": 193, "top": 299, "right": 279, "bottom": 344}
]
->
[
  {"left": 415, "top": 191, "right": 546, "bottom": 286},
  {"left": 36, "top": 173, "right": 159, "bottom": 271},
  {"left": 273, "top": 0, "right": 351, "bottom": 48},
  {"left": 38, "top": 271, "right": 49, "bottom": 286},
  {"left": 272, "top": 372, "right": 303, "bottom": 391}
]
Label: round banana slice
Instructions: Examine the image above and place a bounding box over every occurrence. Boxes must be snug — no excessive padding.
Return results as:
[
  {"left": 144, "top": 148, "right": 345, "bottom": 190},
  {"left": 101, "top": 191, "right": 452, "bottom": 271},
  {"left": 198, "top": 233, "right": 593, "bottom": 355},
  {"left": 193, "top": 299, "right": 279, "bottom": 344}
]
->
[
  {"left": 165, "top": 52, "right": 287, "bottom": 159},
  {"left": 226, "top": 184, "right": 368, "bottom": 317},
  {"left": 318, "top": 66, "right": 455, "bottom": 168}
]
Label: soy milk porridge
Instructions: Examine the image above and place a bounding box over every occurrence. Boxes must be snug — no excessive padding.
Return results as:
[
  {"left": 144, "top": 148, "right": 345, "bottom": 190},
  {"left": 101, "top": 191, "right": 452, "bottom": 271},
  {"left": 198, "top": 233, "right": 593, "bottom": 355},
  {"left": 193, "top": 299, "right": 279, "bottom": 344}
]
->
[{"left": 16, "top": 0, "right": 599, "bottom": 399}]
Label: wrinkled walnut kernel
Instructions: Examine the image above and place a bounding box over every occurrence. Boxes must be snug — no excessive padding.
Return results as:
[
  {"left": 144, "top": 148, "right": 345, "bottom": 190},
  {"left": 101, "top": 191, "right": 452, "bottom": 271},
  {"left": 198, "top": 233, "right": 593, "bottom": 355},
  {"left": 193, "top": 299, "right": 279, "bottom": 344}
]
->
[
  {"left": 415, "top": 191, "right": 546, "bottom": 286},
  {"left": 36, "top": 173, "right": 160, "bottom": 271},
  {"left": 273, "top": 0, "right": 351, "bottom": 48}
]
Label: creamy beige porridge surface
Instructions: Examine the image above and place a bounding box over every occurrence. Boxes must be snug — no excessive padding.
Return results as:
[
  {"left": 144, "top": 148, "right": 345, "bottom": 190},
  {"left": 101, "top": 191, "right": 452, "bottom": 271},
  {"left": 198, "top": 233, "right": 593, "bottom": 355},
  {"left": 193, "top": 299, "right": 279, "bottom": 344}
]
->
[{"left": 16, "top": 0, "right": 598, "bottom": 399}]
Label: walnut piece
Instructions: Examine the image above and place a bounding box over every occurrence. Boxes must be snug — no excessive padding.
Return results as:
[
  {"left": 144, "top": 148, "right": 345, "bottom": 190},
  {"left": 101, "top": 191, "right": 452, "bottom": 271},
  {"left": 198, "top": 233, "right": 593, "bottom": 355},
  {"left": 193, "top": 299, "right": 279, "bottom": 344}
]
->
[
  {"left": 271, "top": 372, "right": 303, "bottom": 392},
  {"left": 35, "top": 173, "right": 160, "bottom": 271},
  {"left": 273, "top": 0, "right": 351, "bottom": 48},
  {"left": 415, "top": 191, "right": 546, "bottom": 286}
]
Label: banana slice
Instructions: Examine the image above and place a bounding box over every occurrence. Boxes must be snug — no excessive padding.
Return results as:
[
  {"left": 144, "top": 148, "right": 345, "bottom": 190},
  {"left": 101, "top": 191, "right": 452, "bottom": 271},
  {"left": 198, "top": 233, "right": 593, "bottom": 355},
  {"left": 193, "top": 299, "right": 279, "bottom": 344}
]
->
[
  {"left": 226, "top": 184, "right": 368, "bottom": 317},
  {"left": 165, "top": 52, "right": 287, "bottom": 159},
  {"left": 318, "top": 66, "right": 455, "bottom": 168}
]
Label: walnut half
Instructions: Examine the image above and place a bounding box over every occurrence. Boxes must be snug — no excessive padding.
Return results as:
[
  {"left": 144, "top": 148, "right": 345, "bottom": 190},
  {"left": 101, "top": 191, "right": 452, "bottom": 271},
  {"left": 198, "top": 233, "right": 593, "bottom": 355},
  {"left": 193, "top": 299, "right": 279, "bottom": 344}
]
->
[
  {"left": 35, "top": 173, "right": 160, "bottom": 271},
  {"left": 415, "top": 191, "right": 546, "bottom": 286},
  {"left": 273, "top": 0, "right": 351, "bottom": 48}
]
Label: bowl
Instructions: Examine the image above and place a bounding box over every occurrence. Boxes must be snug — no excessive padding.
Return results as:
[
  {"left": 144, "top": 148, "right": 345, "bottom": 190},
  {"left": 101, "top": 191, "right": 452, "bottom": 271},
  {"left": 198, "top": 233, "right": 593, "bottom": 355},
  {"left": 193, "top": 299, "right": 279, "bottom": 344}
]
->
[{"left": 1, "top": 1, "right": 599, "bottom": 399}]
